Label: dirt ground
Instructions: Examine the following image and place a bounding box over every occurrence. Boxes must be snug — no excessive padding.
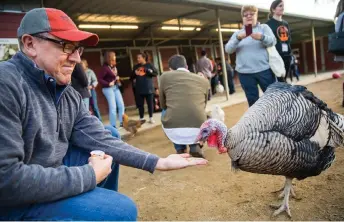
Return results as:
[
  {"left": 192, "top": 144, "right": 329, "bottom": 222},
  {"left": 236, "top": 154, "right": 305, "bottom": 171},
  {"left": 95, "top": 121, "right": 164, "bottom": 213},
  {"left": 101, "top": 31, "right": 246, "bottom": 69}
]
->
[{"left": 119, "top": 77, "right": 344, "bottom": 221}]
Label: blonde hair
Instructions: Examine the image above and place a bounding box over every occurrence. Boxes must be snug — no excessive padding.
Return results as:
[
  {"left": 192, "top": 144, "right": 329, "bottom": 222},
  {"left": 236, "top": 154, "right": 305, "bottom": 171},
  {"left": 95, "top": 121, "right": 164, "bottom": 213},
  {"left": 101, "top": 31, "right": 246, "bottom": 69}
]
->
[
  {"left": 81, "top": 59, "right": 88, "bottom": 68},
  {"left": 241, "top": 5, "right": 258, "bottom": 17}
]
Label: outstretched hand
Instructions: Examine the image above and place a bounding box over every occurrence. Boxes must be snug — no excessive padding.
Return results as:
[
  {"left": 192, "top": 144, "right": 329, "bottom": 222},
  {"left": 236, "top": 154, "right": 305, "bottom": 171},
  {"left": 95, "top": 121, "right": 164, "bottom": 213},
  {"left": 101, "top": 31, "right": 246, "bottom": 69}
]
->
[{"left": 155, "top": 153, "right": 208, "bottom": 171}]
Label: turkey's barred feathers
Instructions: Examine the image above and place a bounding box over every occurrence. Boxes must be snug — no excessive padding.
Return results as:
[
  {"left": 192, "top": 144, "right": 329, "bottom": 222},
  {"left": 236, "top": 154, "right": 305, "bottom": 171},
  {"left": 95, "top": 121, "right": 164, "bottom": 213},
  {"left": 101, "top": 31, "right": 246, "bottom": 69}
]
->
[
  {"left": 228, "top": 131, "right": 335, "bottom": 180},
  {"left": 224, "top": 82, "right": 340, "bottom": 180}
]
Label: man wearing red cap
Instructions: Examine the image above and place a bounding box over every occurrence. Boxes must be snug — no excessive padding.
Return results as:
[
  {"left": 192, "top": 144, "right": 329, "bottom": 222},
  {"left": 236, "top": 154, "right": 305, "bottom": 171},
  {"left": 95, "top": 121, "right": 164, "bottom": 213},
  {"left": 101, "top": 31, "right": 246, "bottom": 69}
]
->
[{"left": 0, "top": 8, "right": 207, "bottom": 221}]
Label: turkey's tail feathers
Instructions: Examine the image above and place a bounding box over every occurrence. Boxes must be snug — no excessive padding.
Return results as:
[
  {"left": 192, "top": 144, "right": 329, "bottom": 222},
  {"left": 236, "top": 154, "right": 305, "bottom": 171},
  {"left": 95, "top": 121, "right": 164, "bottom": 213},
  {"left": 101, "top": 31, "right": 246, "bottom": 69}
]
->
[
  {"left": 296, "top": 146, "right": 336, "bottom": 180},
  {"left": 317, "top": 146, "right": 335, "bottom": 173},
  {"left": 328, "top": 114, "right": 344, "bottom": 147},
  {"left": 300, "top": 86, "right": 344, "bottom": 147}
]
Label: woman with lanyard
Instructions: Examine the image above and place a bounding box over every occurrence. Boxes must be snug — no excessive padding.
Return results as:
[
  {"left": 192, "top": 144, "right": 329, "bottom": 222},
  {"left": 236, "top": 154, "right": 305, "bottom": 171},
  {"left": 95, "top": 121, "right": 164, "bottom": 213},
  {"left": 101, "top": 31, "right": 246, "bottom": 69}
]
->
[
  {"left": 266, "top": 0, "right": 293, "bottom": 83},
  {"left": 98, "top": 51, "right": 125, "bottom": 128},
  {"left": 130, "top": 52, "right": 158, "bottom": 124}
]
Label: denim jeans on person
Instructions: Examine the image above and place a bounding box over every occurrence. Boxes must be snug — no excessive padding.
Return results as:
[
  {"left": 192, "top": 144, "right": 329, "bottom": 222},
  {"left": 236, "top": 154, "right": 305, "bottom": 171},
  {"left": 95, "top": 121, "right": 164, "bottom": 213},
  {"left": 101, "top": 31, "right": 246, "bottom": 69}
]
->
[
  {"left": 102, "top": 85, "right": 125, "bottom": 127},
  {"left": 227, "top": 70, "right": 236, "bottom": 94},
  {"left": 238, "top": 68, "right": 276, "bottom": 107},
  {"left": 0, "top": 125, "right": 138, "bottom": 221},
  {"left": 83, "top": 97, "right": 89, "bottom": 110},
  {"left": 90, "top": 89, "right": 102, "bottom": 121},
  {"left": 219, "top": 72, "right": 235, "bottom": 94},
  {"left": 174, "top": 144, "right": 200, "bottom": 153},
  {"left": 211, "top": 74, "right": 219, "bottom": 95}
]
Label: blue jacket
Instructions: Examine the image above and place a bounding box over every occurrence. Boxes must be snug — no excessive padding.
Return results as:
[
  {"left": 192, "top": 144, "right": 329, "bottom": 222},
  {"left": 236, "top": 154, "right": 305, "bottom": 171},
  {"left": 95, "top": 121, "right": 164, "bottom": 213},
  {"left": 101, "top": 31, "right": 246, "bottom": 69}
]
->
[{"left": 0, "top": 52, "right": 159, "bottom": 206}]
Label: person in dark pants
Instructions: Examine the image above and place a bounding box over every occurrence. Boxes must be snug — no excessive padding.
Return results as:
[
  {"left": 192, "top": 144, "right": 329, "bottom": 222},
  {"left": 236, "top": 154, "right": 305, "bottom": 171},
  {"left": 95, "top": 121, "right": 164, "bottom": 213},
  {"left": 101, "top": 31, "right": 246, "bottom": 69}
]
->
[
  {"left": 130, "top": 52, "right": 158, "bottom": 124},
  {"left": 81, "top": 58, "right": 102, "bottom": 121},
  {"left": 215, "top": 57, "right": 236, "bottom": 94},
  {"left": 266, "top": 0, "right": 292, "bottom": 83},
  {"left": 289, "top": 54, "right": 300, "bottom": 82},
  {"left": 71, "top": 63, "right": 90, "bottom": 109},
  {"left": 225, "top": 5, "right": 277, "bottom": 107},
  {"left": 210, "top": 72, "right": 219, "bottom": 95},
  {"left": 238, "top": 69, "right": 276, "bottom": 106}
]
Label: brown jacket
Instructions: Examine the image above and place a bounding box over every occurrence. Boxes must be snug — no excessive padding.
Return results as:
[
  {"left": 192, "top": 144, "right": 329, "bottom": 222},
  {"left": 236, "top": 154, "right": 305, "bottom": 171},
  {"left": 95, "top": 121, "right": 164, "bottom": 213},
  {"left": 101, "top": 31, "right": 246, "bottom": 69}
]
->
[{"left": 159, "top": 70, "right": 210, "bottom": 128}]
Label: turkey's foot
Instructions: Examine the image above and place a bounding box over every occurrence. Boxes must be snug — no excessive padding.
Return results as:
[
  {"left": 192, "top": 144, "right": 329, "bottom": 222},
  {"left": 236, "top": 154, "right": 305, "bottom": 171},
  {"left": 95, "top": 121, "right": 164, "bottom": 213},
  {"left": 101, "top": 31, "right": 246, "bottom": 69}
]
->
[
  {"left": 272, "top": 178, "right": 301, "bottom": 200},
  {"left": 270, "top": 177, "right": 293, "bottom": 218},
  {"left": 278, "top": 186, "right": 301, "bottom": 200},
  {"left": 269, "top": 201, "right": 291, "bottom": 218}
]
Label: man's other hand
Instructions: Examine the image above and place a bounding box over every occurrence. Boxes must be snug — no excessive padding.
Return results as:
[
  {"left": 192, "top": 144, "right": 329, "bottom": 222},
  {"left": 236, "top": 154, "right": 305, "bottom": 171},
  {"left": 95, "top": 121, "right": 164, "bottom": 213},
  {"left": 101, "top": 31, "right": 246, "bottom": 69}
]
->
[{"left": 89, "top": 154, "right": 113, "bottom": 184}]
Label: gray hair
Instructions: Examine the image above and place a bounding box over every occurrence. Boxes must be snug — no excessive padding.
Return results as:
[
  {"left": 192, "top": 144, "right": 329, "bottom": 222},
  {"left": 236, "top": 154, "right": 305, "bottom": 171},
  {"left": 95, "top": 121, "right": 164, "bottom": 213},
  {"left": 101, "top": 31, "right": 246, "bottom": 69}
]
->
[{"left": 168, "top": 54, "right": 187, "bottom": 70}]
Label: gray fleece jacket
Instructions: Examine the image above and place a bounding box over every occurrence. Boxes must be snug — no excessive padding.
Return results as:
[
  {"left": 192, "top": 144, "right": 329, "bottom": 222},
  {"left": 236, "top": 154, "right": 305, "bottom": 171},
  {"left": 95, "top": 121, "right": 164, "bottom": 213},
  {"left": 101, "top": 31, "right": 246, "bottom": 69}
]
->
[
  {"left": 0, "top": 52, "right": 159, "bottom": 207},
  {"left": 225, "top": 23, "right": 276, "bottom": 74}
]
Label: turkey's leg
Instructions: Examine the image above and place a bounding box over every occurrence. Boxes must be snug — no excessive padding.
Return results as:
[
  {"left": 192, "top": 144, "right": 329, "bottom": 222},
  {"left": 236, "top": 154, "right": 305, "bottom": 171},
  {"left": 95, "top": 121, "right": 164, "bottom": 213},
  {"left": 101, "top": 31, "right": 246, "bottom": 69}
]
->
[
  {"left": 272, "top": 178, "right": 300, "bottom": 200},
  {"left": 270, "top": 177, "right": 293, "bottom": 218}
]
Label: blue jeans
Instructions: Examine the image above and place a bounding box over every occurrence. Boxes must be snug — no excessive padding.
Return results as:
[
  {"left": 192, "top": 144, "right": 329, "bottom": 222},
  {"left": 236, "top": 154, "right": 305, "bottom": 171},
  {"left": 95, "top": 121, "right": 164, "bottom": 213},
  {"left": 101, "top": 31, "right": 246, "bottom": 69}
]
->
[
  {"left": 174, "top": 144, "right": 200, "bottom": 153},
  {"left": 83, "top": 97, "right": 89, "bottom": 110},
  {"left": 102, "top": 86, "right": 125, "bottom": 127},
  {"left": 238, "top": 69, "right": 276, "bottom": 107},
  {"left": 90, "top": 89, "right": 102, "bottom": 121},
  {"left": 104, "top": 124, "right": 121, "bottom": 140},
  {"left": 0, "top": 126, "right": 137, "bottom": 221},
  {"left": 211, "top": 75, "right": 219, "bottom": 94}
]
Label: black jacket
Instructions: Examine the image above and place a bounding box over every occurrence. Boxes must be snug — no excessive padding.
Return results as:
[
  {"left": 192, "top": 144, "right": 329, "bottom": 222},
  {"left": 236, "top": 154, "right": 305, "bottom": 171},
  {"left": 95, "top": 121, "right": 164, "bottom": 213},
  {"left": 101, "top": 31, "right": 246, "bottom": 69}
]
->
[
  {"left": 130, "top": 63, "right": 158, "bottom": 95},
  {"left": 71, "top": 63, "right": 90, "bottom": 99},
  {"left": 266, "top": 18, "right": 292, "bottom": 57}
]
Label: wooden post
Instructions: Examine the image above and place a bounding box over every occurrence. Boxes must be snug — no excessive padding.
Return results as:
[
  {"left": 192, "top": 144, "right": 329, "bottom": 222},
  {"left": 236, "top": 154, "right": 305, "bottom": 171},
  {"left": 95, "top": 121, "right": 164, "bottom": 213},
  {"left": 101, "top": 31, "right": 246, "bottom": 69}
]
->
[
  {"left": 216, "top": 8, "right": 230, "bottom": 100},
  {"left": 311, "top": 21, "right": 317, "bottom": 77}
]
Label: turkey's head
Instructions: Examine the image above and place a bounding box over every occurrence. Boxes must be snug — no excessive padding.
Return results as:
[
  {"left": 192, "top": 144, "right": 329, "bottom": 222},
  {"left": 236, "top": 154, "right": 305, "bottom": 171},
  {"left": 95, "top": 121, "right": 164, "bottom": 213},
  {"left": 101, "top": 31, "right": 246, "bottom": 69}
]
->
[{"left": 195, "top": 119, "right": 228, "bottom": 154}]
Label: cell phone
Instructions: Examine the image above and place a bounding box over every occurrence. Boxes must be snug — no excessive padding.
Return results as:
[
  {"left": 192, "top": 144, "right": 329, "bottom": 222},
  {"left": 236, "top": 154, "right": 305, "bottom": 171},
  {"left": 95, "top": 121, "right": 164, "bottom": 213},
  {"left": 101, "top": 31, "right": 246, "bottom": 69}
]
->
[{"left": 245, "top": 24, "right": 252, "bottom": 36}]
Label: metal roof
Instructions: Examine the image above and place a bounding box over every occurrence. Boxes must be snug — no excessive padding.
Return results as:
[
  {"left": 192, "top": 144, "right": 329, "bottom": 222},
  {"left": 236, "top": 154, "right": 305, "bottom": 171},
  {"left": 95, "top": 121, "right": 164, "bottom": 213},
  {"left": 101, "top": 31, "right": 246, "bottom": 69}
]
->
[{"left": 0, "top": 0, "right": 335, "bottom": 44}]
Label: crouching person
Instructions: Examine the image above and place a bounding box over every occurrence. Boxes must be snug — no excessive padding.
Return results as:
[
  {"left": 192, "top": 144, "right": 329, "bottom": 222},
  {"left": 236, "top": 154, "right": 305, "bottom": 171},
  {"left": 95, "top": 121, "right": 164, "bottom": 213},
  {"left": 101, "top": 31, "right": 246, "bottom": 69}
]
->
[{"left": 160, "top": 55, "right": 210, "bottom": 158}]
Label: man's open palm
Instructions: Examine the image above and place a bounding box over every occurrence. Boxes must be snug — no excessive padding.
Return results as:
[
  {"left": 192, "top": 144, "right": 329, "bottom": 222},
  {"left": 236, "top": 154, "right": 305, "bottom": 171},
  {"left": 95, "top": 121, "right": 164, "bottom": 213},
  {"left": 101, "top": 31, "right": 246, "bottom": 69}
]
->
[{"left": 155, "top": 153, "right": 208, "bottom": 171}]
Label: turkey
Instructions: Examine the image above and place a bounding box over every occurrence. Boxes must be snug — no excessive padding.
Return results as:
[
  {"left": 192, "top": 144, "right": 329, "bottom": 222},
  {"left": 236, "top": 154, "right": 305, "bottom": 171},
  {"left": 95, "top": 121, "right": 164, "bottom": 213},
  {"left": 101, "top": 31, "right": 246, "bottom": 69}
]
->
[
  {"left": 211, "top": 105, "right": 225, "bottom": 123},
  {"left": 195, "top": 82, "right": 344, "bottom": 218}
]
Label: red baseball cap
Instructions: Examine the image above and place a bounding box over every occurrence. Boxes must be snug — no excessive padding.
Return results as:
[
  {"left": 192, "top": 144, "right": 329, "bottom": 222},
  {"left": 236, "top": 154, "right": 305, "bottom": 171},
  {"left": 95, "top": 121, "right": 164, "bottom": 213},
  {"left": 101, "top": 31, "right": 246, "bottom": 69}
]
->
[{"left": 17, "top": 8, "right": 99, "bottom": 46}]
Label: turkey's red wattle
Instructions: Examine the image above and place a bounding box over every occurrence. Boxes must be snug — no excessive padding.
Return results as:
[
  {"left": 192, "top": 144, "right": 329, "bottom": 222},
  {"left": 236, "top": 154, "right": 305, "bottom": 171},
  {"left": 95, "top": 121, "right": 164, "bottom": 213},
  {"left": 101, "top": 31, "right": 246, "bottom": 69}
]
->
[
  {"left": 218, "top": 146, "right": 227, "bottom": 154},
  {"left": 207, "top": 134, "right": 217, "bottom": 147}
]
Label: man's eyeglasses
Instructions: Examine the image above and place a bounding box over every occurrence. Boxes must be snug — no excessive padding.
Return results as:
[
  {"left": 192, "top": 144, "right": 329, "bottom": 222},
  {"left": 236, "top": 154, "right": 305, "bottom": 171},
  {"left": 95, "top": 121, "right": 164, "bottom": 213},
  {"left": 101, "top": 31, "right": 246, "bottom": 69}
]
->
[
  {"left": 33, "top": 34, "right": 84, "bottom": 56},
  {"left": 243, "top": 13, "right": 256, "bottom": 18}
]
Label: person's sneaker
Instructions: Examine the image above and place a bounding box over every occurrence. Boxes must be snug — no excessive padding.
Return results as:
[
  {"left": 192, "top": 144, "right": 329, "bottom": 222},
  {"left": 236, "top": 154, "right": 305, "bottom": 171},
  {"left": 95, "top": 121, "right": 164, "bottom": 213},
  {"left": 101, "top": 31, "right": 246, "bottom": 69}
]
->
[
  {"left": 119, "top": 123, "right": 123, "bottom": 128},
  {"left": 148, "top": 117, "right": 155, "bottom": 124}
]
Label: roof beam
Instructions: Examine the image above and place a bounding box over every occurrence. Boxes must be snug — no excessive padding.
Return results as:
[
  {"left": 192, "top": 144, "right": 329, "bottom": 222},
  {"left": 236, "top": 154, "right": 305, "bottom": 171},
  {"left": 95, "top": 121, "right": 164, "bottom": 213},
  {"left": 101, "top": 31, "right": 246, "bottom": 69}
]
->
[
  {"left": 132, "top": 8, "right": 208, "bottom": 40},
  {"left": 154, "top": 33, "right": 187, "bottom": 46}
]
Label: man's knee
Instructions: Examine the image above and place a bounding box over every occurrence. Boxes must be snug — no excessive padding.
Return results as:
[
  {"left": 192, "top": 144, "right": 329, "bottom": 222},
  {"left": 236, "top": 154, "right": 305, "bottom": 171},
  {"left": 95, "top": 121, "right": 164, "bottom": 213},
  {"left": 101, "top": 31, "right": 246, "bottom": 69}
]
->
[
  {"left": 109, "top": 194, "right": 137, "bottom": 221},
  {"left": 78, "top": 189, "right": 138, "bottom": 221}
]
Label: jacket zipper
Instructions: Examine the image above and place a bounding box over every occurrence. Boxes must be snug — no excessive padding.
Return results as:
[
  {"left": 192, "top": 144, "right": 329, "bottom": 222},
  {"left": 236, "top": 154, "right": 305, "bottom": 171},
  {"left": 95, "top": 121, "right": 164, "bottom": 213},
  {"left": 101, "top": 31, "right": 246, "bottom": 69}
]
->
[{"left": 55, "top": 85, "right": 70, "bottom": 132}]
